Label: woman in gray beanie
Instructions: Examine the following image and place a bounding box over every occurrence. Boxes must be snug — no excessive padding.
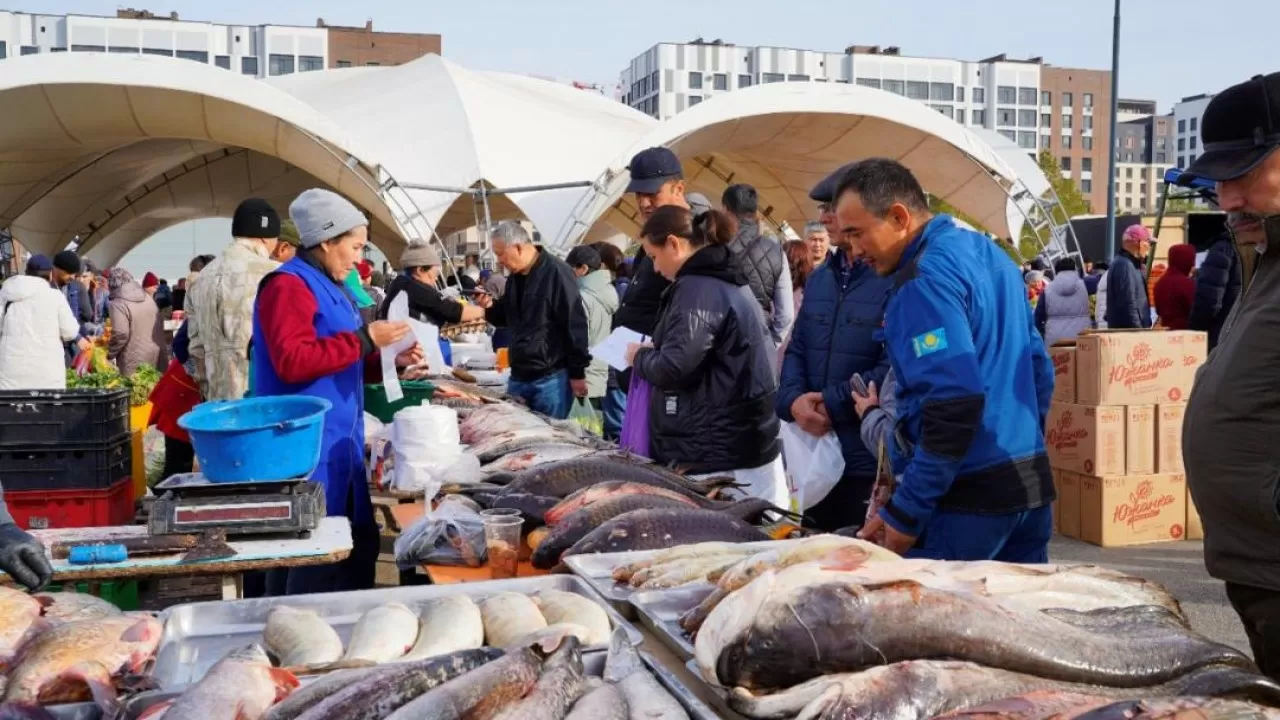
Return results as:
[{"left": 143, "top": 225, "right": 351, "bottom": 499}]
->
[{"left": 251, "top": 188, "right": 422, "bottom": 595}]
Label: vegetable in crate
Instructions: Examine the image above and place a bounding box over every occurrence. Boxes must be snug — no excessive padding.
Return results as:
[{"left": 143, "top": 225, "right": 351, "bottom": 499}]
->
[{"left": 127, "top": 363, "right": 162, "bottom": 406}]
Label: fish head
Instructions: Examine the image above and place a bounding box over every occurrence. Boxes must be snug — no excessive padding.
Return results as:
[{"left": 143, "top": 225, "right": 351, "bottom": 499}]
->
[{"left": 223, "top": 644, "right": 272, "bottom": 665}]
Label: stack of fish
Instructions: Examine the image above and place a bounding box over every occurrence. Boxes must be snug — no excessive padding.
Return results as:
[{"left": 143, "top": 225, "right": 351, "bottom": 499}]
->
[
  {"left": 682, "top": 556, "right": 1280, "bottom": 720},
  {"left": 139, "top": 627, "right": 690, "bottom": 720},
  {"left": 459, "top": 403, "right": 608, "bottom": 474},
  {"left": 0, "top": 586, "right": 161, "bottom": 716}
]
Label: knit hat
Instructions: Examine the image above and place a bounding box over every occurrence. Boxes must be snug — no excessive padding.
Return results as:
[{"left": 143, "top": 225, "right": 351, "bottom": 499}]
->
[
  {"left": 25, "top": 255, "right": 53, "bottom": 274},
  {"left": 231, "top": 198, "right": 281, "bottom": 239},
  {"left": 142, "top": 272, "right": 159, "bottom": 289},
  {"left": 565, "top": 245, "right": 602, "bottom": 271},
  {"left": 289, "top": 189, "right": 367, "bottom": 248},
  {"left": 357, "top": 259, "right": 374, "bottom": 280},
  {"left": 52, "top": 250, "right": 81, "bottom": 274},
  {"left": 400, "top": 244, "right": 441, "bottom": 269}
]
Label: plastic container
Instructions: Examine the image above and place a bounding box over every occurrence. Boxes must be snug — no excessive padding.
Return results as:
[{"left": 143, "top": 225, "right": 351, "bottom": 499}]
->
[
  {"left": 0, "top": 436, "right": 132, "bottom": 492},
  {"left": 178, "top": 396, "right": 331, "bottom": 483},
  {"left": 438, "top": 338, "right": 453, "bottom": 367},
  {"left": 0, "top": 388, "right": 129, "bottom": 447},
  {"left": 7, "top": 476, "right": 135, "bottom": 530},
  {"left": 364, "top": 381, "right": 435, "bottom": 424},
  {"left": 130, "top": 402, "right": 152, "bottom": 501},
  {"left": 482, "top": 514, "right": 523, "bottom": 580},
  {"left": 43, "top": 580, "right": 141, "bottom": 611}
]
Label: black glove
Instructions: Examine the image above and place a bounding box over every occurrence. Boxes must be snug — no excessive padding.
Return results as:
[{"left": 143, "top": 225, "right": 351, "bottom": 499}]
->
[{"left": 0, "top": 523, "right": 52, "bottom": 592}]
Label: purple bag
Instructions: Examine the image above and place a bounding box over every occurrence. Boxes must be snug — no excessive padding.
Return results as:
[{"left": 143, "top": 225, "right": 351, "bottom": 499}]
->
[{"left": 619, "top": 371, "right": 652, "bottom": 457}]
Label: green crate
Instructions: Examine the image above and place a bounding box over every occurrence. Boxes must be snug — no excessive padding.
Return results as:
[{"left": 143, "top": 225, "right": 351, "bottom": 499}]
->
[
  {"left": 364, "top": 381, "right": 435, "bottom": 423},
  {"left": 44, "top": 579, "right": 140, "bottom": 611}
]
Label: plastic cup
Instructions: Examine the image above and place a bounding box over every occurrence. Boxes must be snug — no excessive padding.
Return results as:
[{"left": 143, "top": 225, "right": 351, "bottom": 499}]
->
[
  {"left": 479, "top": 507, "right": 521, "bottom": 519},
  {"left": 496, "top": 347, "right": 510, "bottom": 371},
  {"left": 482, "top": 515, "right": 523, "bottom": 579}
]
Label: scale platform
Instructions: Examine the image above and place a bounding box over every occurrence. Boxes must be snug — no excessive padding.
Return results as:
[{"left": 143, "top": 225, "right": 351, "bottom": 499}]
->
[{"left": 150, "top": 473, "right": 325, "bottom": 538}]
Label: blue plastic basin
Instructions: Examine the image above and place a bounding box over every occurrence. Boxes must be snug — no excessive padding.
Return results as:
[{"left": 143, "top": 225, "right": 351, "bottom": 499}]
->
[{"left": 178, "top": 396, "right": 332, "bottom": 483}]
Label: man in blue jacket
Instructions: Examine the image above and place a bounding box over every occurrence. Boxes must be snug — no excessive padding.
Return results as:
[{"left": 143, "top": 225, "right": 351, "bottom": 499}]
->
[
  {"left": 836, "top": 159, "right": 1055, "bottom": 561},
  {"left": 1103, "top": 224, "right": 1154, "bottom": 329},
  {"left": 1189, "top": 233, "right": 1241, "bottom": 350},
  {"left": 777, "top": 168, "right": 892, "bottom": 531}
]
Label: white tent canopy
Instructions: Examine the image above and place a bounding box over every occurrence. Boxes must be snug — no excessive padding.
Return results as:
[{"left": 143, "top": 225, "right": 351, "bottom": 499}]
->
[
  {"left": 969, "top": 127, "right": 1053, "bottom": 243},
  {"left": 555, "top": 82, "right": 1023, "bottom": 248}
]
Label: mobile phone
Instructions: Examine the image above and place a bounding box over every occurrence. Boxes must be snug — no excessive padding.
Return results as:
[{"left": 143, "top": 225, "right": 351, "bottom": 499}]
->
[{"left": 851, "top": 374, "right": 869, "bottom": 397}]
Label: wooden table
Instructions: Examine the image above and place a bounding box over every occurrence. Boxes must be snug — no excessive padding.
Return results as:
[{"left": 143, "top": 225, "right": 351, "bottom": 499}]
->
[
  {"left": 422, "top": 560, "right": 549, "bottom": 584},
  {"left": 9, "top": 518, "right": 353, "bottom": 600}
]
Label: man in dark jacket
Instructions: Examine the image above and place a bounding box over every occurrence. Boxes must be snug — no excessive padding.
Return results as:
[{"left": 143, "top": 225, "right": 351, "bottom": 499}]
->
[
  {"left": 1103, "top": 224, "right": 1153, "bottom": 329},
  {"left": 778, "top": 169, "right": 893, "bottom": 531},
  {"left": 721, "top": 184, "right": 792, "bottom": 346},
  {"left": 1189, "top": 234, "right": 1241, "bottom": 349},
  {"left": 51, "top": 250, "right": 92, "bottom": 363},
  {"left": 477, "top": 220, "right": 589, "bottom": 419}
]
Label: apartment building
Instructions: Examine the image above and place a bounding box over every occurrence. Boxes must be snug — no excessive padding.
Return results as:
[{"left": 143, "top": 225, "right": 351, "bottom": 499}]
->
[
  {"left": 1172, "top": 93, "right": 1214, "bottom": 171},
  {"left": 619, "top": 42, "right": 1112, "bottom": 211},
  {"left": 319, "top": 18, "right": 440, "bottom": 68},
  {"left": 1114, "top": 114, "right": 1175, "bottom": 214}
]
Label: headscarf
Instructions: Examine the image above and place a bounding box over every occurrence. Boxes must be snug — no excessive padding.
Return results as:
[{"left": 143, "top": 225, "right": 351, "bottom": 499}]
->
[
  {"left": 108, "top": 268, "right": 135, "bottom": 293},
  {"left": 344, "top": 268, "right": 375, "bottom": 309}
]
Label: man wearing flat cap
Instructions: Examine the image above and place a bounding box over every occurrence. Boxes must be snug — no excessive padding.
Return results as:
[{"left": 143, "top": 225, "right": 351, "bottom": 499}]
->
[
  {"left": 1182, "top": 71, "right": 1280, "bottom": 679},
  {"left": 379, "top": 243, "right": 485, "bottom": 327},
  {"left": 186, "top": 197, "right": 286, "bottom": 401}
]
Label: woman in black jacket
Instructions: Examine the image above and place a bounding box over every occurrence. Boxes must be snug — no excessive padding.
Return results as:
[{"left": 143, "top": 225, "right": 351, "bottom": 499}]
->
[{"left": 625, "top": 206, "right": 785, "bottom": 505}]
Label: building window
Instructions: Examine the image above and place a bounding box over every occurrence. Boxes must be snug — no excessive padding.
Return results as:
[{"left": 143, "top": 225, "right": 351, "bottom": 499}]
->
[
  {"left": 1041, "top": 90, "right": 1052, "bottom": 105},
  {"left": 997, "top": 108, "right": 1016, "bottom": 126},
  {"left": 269, "top": 54, "right": 295, "bottom": 75},
  {"left": 1082, "top": 179, "right": 1092, "bottom": 193},
  {"left": 972, "top": 87, "right": 985, "bottom": 103},
  {"left": 0, "top": 41, "right": 6, "bottom": 59},
  {"left": 1140, "top": 182, "right": 1148, "bottom": 194},
  {"left": 1083, "top": 158, "right": 1093, "bottom": 172},
  {"left": 141, "top": 47, "right": 172, "bottom": 57},
  {"left": 998, "top": 129, "right": 1016, "bottom": 142},
  {"left": 215, "top": 55, "right": 231, "bottom": 69},
  {"left": 1041, "top": 113, "right": 1051, "bottom": 127},
  {"left": 242, "top": 56, "right": 259, "bottom": 75},
  {"left": 689, "top": 95, "right": 702, "bottom": 106},
  {"left": 688, "top": 72, "right": 702, "bottom": 89},
  {"left": 955, "top": 109, "right": 966, "bottom": 124},
  {"left": 738, "top": 74, "right": 752, "bottom": 88},
  {"left": 1156, "top": 152, "right": 1167, "bottom": 163},
  {"left": 972, "top": 109, "right": 986, "bottom": 125},
  {"left": 1062, "top": 157, "right": 1073, "bottom": 171},
  {"left": 299, "top": 55, "right": 324, "bottom": 72},
  {"left": 856, "top": 77, "right": 880, "bottom": 89},
  {"left": 108, "top": 46, "right": 138, "bottom": 54},
  {"left": 1125, "top": 197, "right": 1132, "bottom": 209},
  {"left": 1062, "top": 135, "right": 1072, "bottom": 149},
  {"left": 337, "top": 60, "right": 352, "bottom": 68},
  {"left": 996, "top": 86, "right": 1016, "bottom": 104},
  {"left": 365, "top": 61, "right": 380, "bottom": 66},
  {"left": 1041, "top": 134, "right": 1051, "bottom": 149},
  {"left": 50, "top": 47, "right": 67, "bottom": 52},
  {"left": 713, "top": 73, "right": 727, "bottom": 91},
  {"left": 956, "top": 86, "right": 965, "bottom": 102},
  {"left": 1018, "top": 131, "right": 1037, "bottom": 149},
  {"left": 882, "top": 80, "right": 905, "bottom": 96},
  {"left": 1178, "top": 138, "right": 1186, "bottom": 150},
  {"left": 1125, "top": 182, "right": 1133, "bottom": 193},
  {"left": 1062, "top": 114, "right": 1073, "bottom": 129},
  {"left": 1018, "top": 109, "right": 1037, "bottom": 127},
  {"left": 762, "top": 73, "right": 784, "bottom": 84},
  {"left": 20, "top": 46, "right": 38, "bottom": 55},
  {"left": 1084, "top": 93, "right": 1094, "bottom": 107},
  {"left": 1063, "top": 92, "right": 1074, "bottom": 106},
  {"left": 1190, "top": 153, "right": 1197, "bottom": 164},
  {"left": 929, "top": 82, "right": 954, "bottom": 101},
  {"left": 71, "top": 45, "right": 106, "bottom": 52},
  {"left": 176, "top": 50, "right": 208, "bottom": 63},
  {"left": 1190, "top": 136, "right": 1198, "bottom": 150},
  {"left": 931, "top": 104, "right": 954, "bottom": 119},
  {"left": 1178, "top": 155, "right": 1185, "bottom": 167},
  {"left": 1083, "top": 136, "right": 1093, "bottom": 150},
  {"left": 1191, "top": 117, "right": 1198, "bottom": 131},
  {"left": 1085, "top": 115, "right": 1094, "bottom": 131},
  {"left": 906, "top": 81, "right": 929, "bottom": 100},
  {"left": 1018, "top": 87, "right": 1037, "bottom": 105},
  {"left": 1178, "top": 119, "right": 1187, "bottom": 133},
  {"left": 787, "top": 74, "right": 810, "bottom": 82},
  {"left": 1125, "top": 167, "right": 1133, "bottom": 178}
]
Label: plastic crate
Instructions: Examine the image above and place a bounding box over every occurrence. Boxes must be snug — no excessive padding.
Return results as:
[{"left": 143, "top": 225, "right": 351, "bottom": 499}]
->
[
  {"left": 6, "top": 476, "right": 135, "bottom": 530},
  {"left": 0, "top": 436, "right": 132, "bottom": 492},
  {"left": 0, "top": 388, "right": 129, "bottom": 448},
  {"left": 43, "top": 580, "right": 140, "bottom": 611},
  {"left": 364, "top": 381, "right": 435, "bottom": 424}
]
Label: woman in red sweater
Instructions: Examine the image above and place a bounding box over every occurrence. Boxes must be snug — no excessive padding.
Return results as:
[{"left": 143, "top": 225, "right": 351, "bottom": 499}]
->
[{"left": 1154, "top": 243, "right": 1197, "bottom": 330}]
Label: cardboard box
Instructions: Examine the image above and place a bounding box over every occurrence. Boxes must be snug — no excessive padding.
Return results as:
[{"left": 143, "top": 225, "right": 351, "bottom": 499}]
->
[
  {"left": 1125, "top": 405, "right": 1156, "bottom": 475},
  {"left": 1078, "top": 473, "right": 1187, "bottom": 547},
  {"left": 1045, "top": 402, "right": 1126, "bottom": 476},
  {"left": 1057, "top": 470, "right": 1082, "bottom": 539},
  {"left": 1051, "top": 471, "right": 1060, "bottom": 533},
  {"left": 1050, "top": 345, "right": 1076, "bottom": 402},
  {"left": 1157, "top": 403, "right": 1187, "bottom": 474},
  {"left": 1187, "top": 487, "right": 1204, "bottom": 541},
  {"left": 1075, "top": 331, "right": 1207, "bottom": 406}
]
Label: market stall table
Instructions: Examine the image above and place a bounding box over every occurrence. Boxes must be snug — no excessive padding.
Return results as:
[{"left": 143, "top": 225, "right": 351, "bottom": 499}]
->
[
  {"left": 422, "top": 560, "right": 549, "bottom": 584},
  {"left": 2, "top": 517, "right": 352, "bottom": 600}
]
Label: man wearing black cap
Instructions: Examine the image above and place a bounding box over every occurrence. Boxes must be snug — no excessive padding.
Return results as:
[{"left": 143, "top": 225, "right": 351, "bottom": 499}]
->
[
  {"left": 186, "top": 198, "right": 284, "bottom": 401},
  {"left": 1181, "top": 72, "right": 1280, "bottom": 679},
  {"left": 51, "top": 250, "right": 93, "bottom": 363}
]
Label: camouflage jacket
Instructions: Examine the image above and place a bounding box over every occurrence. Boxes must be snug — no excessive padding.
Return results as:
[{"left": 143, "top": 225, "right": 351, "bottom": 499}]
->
[{"left": 186, "top": 239, "right": 279, "bottom": 400}]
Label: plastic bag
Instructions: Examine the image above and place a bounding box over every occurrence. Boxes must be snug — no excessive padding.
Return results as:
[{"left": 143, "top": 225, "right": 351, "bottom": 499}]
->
[
  {"left": 781, "top": 421, "right": 846, "bottom": 512},
  {"left": 568, "top": 398, "right": 603, "bottom": 437},
  {"left": 393, "top": 495, "right": 486, "bottom": 568},
  {"left": 619, "top": 373, "right": 652, "bottom": 457},
  {"left": 391, "top": 405, "right": 461, "bottom": 496}
]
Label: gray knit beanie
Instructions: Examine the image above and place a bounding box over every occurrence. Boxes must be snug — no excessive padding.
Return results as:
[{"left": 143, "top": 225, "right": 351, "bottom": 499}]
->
[{"left": 289, "top": 189, "right": 368, "bottom": 248}]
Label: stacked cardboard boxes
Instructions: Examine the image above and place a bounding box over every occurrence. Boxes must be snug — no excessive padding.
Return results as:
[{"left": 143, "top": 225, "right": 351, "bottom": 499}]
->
[{"left": 1046, "top": 331, "right": 1206, "bottom": 547}]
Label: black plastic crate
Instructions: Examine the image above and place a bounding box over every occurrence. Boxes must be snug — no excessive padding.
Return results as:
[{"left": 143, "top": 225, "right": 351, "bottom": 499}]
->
[
  {"left": 0, "top": 436, "right": 133, "bottom": 492},
  {"left": 0, "top": 389, "right": 129, "bottom": 448}
]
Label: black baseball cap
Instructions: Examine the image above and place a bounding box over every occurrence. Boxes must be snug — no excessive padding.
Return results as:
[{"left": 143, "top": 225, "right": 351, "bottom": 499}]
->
[
  {"left": 626, "top": 147, "right": 683, "bottom": 194},
  {"left": 1185, "top": 72, "right": 1280, "bottom": 183},
  {"left": 809, "top": 162, "right": 858, "bottom": 203}
]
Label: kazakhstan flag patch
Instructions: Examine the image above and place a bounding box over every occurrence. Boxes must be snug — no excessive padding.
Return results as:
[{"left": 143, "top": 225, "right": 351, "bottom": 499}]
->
[{"left": 912, "top": 328, "right": 948, "bottom": 358}]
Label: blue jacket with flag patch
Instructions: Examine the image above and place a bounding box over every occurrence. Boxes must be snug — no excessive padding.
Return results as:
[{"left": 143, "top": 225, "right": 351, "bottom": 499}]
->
[{"left": 880, "top": 215, "right": 1055, "bottom": 537}]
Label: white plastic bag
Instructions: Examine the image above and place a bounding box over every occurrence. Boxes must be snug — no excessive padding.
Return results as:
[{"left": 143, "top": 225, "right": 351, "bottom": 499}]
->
[
  {"left": 391, "top": 405, "right": 462, "bottom": 496},
  {"left": 781, "top": 422, "right": 846, "bottom": 512},
  {"left": 394, "top": 496, "right": 486, "bottom": 568}
]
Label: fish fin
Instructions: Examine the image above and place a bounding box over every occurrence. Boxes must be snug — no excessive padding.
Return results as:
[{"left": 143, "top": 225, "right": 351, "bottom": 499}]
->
[
  {"left": 296, "top": 659, "right": 377, "bottom": 673},
  {"left": 136, "top": 700, "right": 174, "bottom": 720},
  {"left": 816, "top": 546, "right": 874, "bottom": 572},
  {"left": 58, "top": 661, "right": 118, "bottom": 715},
  {"left": 120, "top": 617, "right": 161, "bottom": 644},
  {"left": 603, "top": 626, "right": 641, "bottom": 682},
  {"left": 269, "top": 668, "right": 301, "bottom": 697}
]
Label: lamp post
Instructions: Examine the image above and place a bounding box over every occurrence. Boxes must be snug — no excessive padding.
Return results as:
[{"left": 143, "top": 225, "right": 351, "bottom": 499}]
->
[{"left": 1104, "top": 0, "right": 1122, "bottom": 260}]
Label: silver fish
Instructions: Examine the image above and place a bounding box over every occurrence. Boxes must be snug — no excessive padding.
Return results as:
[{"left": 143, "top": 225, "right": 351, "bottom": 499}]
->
[
  {"left": 341, "top": 603, "right": 419, "bottom": 664},
  {"left": 531, "top": 591, "right": 611, "bottom": 646},
  {"left": 491, "top": 636, "right": 586, "bottom": 720},
  {"left": 34, "top": 592, "right": 122, "bottom": 625},
  {"left": 402, "top": 596, "right": 484, "bottom": 661},
  {"left": 263, "top": 606, "right": 343, "bottom": 669},
  {"left": 479, "top": 593, "right": 547, "bottom": 647},
  {"left": 565, "top": 681, "right": 629, "bottom": 720},
  {"left": 263, "top": 667, "right": 378, "bottom": 720},
  {"left": 604, "top": 627, "right": 689, "bottom": 720},
  {"left": 383, "top": 645, "right": 546, "bottom": 720},
  {"left": 162, "top": 644, "right": 298, "bottom": 720}
]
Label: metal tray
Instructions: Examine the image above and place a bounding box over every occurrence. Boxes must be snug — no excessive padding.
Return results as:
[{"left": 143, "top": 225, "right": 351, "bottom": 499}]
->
[
  {"left": 684, "top": 659, "right": 752, "bottom": 720},
  {"left": 151, "top": 575, "right": 641, "bottom": 689},
  {"left": 629, "top": 583, "right": 716, "bottom": 662},
  {"left": 119, "top": 648, "right": 717, "bottom": 720}
]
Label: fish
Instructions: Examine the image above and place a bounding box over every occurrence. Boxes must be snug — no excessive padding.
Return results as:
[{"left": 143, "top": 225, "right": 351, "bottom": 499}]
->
[
  {"left": 263, "top": 606, "right": 344, "bottom": 669},
  {"left": 627, "top": 555, "right": 746, "bottom": 590},
  {"left": 490, "top": 456, "right": 738, "bottom": 500},
  {"left": 383, "top": 645, "right": 546, "bottom": 720},
  {"left": 697, "top": 567, "right": 1252, "bottom": 691},
  {"left": 565, "top": 681, "right": 629, "bottom": 720},
  {"left": 527, "top": 526, "right": 551, "bottom": 551},
  {"left": 564, "top": 508, "right": 770, "bottom": 559},
  {"left": 532, "top": 495, "right": 699, "bottom": 569},
  {"left": 545, "top": 482, "right": 704, "bottom": 525},
  {"left": 262, "top": 668, "right": 378, "bottom": 720},
  {"left": 341, "top": 603, "right": 419, "bottom": 664},
  {"left": 0, "top": 587, "right": 43, "bottom": 668},
  {"left": 2, "top": 615, "right": 162, "bottom": 712},
  {"left": 33, "top": 592, "right": 121, "bottom": 625},
  {"left": 431, "top": 379, "right": 512, "bottom": 403},
  {"left": 937, "top": 693, "right": 1280, "bottom": 720},
  {"left": 491, "top": 636, "right": 586, "bottom": 720},
  {"left": 530, "top": 590, "right": 612, "bottom": 646},
  {"left": 604, "top": 626, "right": 689, "bottom": 720},
  {"left": 471, "top": 431, "right": 590, "bottom": 464},
  {"left": 730, "top": 661, "right": 1280, "bottom": 720},
  {"left": 505, "top": 623, "right": 593, "bottom": 651},
  {"left": 612, "top": 542, "right": 757, "bottom": 582},
  {"left": 402, "top": 596, "right": 484, "bottom": 661},
  {"left": 162, "top": 644, "right": 298, "bottom": 720},
  {"left": 483, "top": 492, "right": 562, "bottom": 527},
  {"left": 137, "top": 699, "right": 174, "bottom": 719},
  {"left": 481, "top": 445, "right": 595, "bottom": 473},
  {"left": 294, "top": 647, "right": 505, "bottom": 720},
  {"left": 460, "top": 405, "right": 551, "bottom": 444},
  {"left": 479, "top": 593, "right": 548, "bottom": 647}
]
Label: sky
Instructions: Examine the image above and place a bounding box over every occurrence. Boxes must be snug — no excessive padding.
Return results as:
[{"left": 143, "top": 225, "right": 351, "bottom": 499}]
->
[{"left": 16, "top": 0, "right": 1275, "bottom": 278}]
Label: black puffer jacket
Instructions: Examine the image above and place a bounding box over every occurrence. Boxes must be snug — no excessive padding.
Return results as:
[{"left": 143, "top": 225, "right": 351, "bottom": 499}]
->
[
  {"left": 633, "top": 245, "right": 780, "bottom": 474},
  {"left": 613, "top": 248, "right": 668, "bottom": 337},
  {"left": 728, "top": 218, "right": 784, "bottom": 318},
  {"left": 485, "top": 249, "right": 590, "bottom": 382},
  {"left": 1189, "top": 236, "right": 1241, "bottom": 350}
]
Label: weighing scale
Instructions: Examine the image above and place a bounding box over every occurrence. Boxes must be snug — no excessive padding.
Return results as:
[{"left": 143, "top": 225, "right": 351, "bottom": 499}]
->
[{"left": 149, "top": 473, "right": 325, "bottom": 539}]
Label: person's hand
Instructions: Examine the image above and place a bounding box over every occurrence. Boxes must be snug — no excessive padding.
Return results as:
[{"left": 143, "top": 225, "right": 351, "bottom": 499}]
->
[
  {"left": 474, "top": 292, "right": 494, "bottom": 309},
  {"left": 367, "top": 320, "right": 411, "bottom": 349},
  {"left": 851, "top": 380, "right": 880, "bottom": 419},
  {"left": 0, "top": 523, "right": 53, "bottom": 592},
  {"left": 625, "top": 342, "right": 651, "bottom": 366},
  {"left": 395, "top": 343, "right": 424, "bottom": 368},
  {"left": 75, "top": 337, "right": 92, "bottom": 354},
  {"left": 570, "top": 378, "right": 588, "bottom": 398},
  {"left": 858, "top": 514, "right": 917, "bottom": 555},
  {"left": 790, "top": 392, "right": 832, "bottom": 437}
]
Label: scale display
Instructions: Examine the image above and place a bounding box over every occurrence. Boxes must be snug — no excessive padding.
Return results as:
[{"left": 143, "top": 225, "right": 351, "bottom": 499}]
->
[{"left": 150, "top": 474, "right": 324, "bottom": 538}]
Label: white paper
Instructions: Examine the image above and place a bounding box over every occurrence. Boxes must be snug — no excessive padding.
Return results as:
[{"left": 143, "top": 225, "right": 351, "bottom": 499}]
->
[
  {"left": 382, "top": 292, "right": 450, "bottom": 403},
  {"left": 590, "top": 327, "right": 647, "bottom": 371}
]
